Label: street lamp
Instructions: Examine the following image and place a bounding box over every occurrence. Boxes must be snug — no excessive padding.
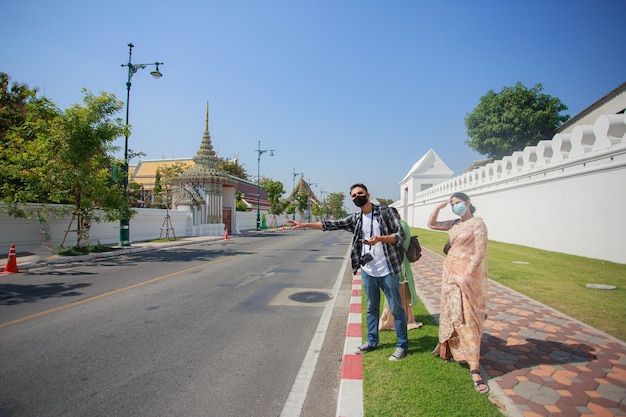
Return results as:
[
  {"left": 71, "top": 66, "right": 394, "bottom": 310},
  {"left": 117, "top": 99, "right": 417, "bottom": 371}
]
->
[
  {"left": 291, "top": 167, "right": 303, "bottom": 220},
  {"left": 320, "top": 190, "right": 326, "bottom": 218},
  {"left": 256, "top": 140, "right": 274, "bottom": 231},
  {"left": 119, "top": 42, "right": 163, "bottom": 246},
  {"left": 307, "top": 179, "right": 317, "bottom": 222}
]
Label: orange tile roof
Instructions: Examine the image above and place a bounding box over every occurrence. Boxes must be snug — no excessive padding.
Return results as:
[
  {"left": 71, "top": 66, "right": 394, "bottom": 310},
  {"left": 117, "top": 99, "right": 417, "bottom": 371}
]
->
[{"left": 130, "top": 158, "right": 195, "bottom": 190}]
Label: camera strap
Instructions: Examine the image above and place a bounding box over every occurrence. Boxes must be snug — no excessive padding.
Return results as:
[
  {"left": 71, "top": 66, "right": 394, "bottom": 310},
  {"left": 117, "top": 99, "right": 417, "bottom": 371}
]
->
[{"left": 360, "top": 211, "right": 375, "bottom": 253}]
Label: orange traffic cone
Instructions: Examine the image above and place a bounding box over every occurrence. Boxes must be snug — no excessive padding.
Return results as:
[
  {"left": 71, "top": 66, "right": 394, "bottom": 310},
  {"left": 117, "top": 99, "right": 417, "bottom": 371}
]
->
[
  {"left": 281, "top": 224, "right": 285, "bottom": 231},
  {"left": 2, "top": 244, "right": 19, "bottom": 274},
  {"left": 223, "top": 230, "right": 229, "bottom": 240}
]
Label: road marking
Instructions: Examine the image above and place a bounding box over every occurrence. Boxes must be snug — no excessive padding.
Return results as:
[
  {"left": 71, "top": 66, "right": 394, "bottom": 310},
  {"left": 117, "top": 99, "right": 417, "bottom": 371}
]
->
[
  {"left": 0, "top": 233, "right": 312, "bottom": 330},
  {"left": 279, "top": 246, "right": 351, "bottom": 417},
  {"left": 0, "top": 256, "right": 235, "bottom": 329}
]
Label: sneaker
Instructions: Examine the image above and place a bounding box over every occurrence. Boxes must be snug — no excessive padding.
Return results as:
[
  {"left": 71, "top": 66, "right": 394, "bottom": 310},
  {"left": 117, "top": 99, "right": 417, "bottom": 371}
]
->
[
  {"left": 354, "top": 342, "right": 377, "bottom": 354},
  {"left": 388, "top": 347, "right": 408, "bottom": 361}
]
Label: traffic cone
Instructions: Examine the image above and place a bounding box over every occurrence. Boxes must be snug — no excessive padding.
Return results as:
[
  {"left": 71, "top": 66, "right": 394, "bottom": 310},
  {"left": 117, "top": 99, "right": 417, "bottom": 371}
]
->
[
  {"left": 281, "top": 224, "right": 285, "bottom": 231},
  {"left": 223, "top": 230, "right": 229, "bottom": 240},
  {"left": 2, "top": 244, "right": 19, "bottom": 274}
]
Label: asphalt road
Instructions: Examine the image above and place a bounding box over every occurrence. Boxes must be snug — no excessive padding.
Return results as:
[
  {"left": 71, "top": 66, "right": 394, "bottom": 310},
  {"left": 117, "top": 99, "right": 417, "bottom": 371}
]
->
[{"left": 0, "top": 230, "right": 354, "bottom": 417}]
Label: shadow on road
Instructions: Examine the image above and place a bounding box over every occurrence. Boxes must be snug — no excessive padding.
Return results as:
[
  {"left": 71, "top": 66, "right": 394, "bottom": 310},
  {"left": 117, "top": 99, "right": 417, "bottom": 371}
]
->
[{"left": 0, "top": 282, "right": 92, "bottom": 305}]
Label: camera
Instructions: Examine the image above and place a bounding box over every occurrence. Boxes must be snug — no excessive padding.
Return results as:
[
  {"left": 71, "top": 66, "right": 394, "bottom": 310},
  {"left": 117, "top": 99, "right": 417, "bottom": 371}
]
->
[{"left": 359, "top": 253, "right": 374, "bottom": 266}]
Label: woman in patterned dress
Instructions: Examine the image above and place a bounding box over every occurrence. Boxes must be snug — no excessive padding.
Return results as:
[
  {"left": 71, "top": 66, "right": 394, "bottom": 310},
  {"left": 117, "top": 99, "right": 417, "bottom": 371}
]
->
[{"left": 427, "top": 192, "right": 490, "bottom": 394}]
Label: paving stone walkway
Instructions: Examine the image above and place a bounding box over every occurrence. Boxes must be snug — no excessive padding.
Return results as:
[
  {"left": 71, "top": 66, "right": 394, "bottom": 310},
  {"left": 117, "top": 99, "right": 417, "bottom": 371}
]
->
[{"left": 413, "top": 247, "right": 626, "bottom": 417}]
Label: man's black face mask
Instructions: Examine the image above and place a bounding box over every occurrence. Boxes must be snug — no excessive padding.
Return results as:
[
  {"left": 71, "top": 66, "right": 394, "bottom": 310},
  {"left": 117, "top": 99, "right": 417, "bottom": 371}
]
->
[{"left": 352, "top": 195, "right": 368, "bottom": 207}]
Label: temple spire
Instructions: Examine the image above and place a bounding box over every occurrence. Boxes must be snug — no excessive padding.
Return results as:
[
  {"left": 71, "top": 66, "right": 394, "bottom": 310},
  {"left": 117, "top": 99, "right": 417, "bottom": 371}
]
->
[
  {"left": 174, "top": 102, "right": 235, "bottom": 186},
  {"left": 205, "top": 101, "right": 209, "bottom": 133}
]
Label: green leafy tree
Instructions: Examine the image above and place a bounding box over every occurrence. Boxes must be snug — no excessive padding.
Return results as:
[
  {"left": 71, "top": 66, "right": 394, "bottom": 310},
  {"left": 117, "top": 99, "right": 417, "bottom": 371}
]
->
[
  {"left": 0, "top": 73, "right": 62, "bottom": 214},
  {"left": 1, "top": 84, "right": 128, "bottom": 246},
  {"left": 157, "top": 163, "right": 187, "bottom": 210},
  {"left": 377, "top": 198, "right": 394, "bottom": 206},
  {"left": 128, "top": 180, "right": 143, "bottom": 207},
  {"left": 152, "top": 170, "right": 164, "bottom": 208},
  {"left": 311, "top": 203, "right": 322, "bottom": 220},
  {"left": 260, "top": 178, "right": 286, "bottom": 216},
  {"left": 465, "top": 82, "right": 570, "bottom": 160},
  {"left": 326, "top": 192, "right": 347, "bottom": 219},
  {"left": 1, "top": 73, "right": 29, "bottom": 138},
  {"left": 152, "top": 162, "right": 186, "bottom": 239},
  {"left": 258, "top": 177, "right": 286, "bottom": 226},
  {"left": 235, "top": 190, "right": 248, "bottom": 211},
  {"left": 219, "top": 157, "right": 248, "bottom": 180},
  {"left": 48, "top": 90, "right": 128, "bottom": 246},
  {"left": 294, "top": 192, "right": 310, "bottom": 220}
]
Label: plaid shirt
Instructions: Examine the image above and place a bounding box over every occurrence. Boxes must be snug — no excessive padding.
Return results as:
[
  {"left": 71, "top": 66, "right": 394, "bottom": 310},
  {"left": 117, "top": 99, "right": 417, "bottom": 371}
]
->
[{"left": 322, "top": 205, "right": 405, "bottom": 275}]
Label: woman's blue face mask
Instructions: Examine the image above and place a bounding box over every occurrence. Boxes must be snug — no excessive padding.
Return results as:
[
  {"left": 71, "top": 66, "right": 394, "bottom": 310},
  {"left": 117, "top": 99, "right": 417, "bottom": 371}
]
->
[{"left": 451, "top": 202, "right": 467, "bottom": 216}]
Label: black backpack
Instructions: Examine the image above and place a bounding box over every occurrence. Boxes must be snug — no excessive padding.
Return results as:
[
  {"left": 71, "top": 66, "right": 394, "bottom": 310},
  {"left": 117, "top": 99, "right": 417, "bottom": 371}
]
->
[
  {"left": 404, "top": 235, "right": 422, "bottom": 262},
  {"left": 380, "top": 206, "right": 422, "bottom": 262}
]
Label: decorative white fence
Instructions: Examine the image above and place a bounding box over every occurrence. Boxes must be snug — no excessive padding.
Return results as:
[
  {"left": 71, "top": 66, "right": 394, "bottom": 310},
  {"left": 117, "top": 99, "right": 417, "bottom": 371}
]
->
[
  {"left": 400, "top": 113, "right": 626, "bottom": 265},
  {"left": 0, "top": 207, "right": 190, "bottom": 255},
  {"left": 0, "top": 207, "right": 290, "bottom": 257}
]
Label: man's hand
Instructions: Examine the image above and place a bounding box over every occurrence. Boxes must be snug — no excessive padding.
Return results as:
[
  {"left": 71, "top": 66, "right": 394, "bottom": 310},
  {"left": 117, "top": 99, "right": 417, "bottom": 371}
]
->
[
  {"left": 364, "top": 236, "right": 385, "bottom": 245},
  {"left": 287, "top": 220, "right": 302, "bottom": 229}
]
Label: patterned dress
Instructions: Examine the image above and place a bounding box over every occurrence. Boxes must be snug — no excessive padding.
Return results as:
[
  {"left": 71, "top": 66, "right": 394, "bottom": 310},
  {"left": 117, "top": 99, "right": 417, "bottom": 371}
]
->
[{"left": 433, "top": 216, "right": 488, "bottom": 367}]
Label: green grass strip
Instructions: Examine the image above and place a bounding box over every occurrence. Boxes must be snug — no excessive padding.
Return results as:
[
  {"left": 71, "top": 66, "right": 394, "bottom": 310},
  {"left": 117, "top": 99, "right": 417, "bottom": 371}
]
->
[{"left": 362, "top": 227, "right": 625, "bottom": 416}]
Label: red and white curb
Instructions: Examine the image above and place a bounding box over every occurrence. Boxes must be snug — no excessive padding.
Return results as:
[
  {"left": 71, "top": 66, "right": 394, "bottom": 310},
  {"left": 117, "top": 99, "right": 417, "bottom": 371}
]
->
[{"left": 336, "top": 273, "right": 364, "bottom": 417}]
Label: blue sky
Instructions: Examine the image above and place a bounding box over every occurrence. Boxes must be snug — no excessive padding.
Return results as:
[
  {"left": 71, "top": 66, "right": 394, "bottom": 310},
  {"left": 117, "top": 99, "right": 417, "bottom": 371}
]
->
[{"left": 2, "top": 0, "right": 625, "bottom": 201}]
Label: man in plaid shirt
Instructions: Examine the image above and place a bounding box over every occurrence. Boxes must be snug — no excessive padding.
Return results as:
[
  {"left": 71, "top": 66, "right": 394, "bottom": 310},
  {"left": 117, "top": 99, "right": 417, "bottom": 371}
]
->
[{"left": 288, "top": 183, "right": 409, "bottom": 361}]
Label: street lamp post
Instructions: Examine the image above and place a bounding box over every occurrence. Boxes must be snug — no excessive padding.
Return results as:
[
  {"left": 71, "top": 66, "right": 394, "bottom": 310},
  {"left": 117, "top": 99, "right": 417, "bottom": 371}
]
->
[
  {"left": 320, "top": 190, "right": 329, "bottom": 219},
  {"left": 255, "top": 140, "right": 274, "bottom": 231},
  {"left": 291, "top": 167, "right": 303, "bottom": 220},
  {"left": 307, "top": 179, "right": 317, "bottom": 222},
  {"left": 119, "top": 42, "right": 163, "bottom": 246}
]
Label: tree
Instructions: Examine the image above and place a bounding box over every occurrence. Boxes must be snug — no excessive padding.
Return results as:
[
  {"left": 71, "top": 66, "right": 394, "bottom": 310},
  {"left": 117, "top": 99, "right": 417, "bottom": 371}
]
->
[
  {"left": 219, "top": 157, "right": 248, "bottom": 180},
  {"left": 294, "top": 192, "right": 310, "bottom": 221},
  {"left": 465, "top": 82, "right": 569, "bottom": 160},
  {"left": 325, "top": 192, "right": 347, "bottom": 219},
  {"left": 156, "top": 163, "right": 187, "bottom": 210},
  {"left": 377, "top": 198, "right": 394, "bottom": 206},
  {"left": 152, "top": 170, "right": 164, "bottom": 208},
  {"left": 311, "top": 202, "right": 323, "bottom": 221},
  {"left": 48, "top": 89, "right": 128, "bottom": 246},
  {"left": 260, "top": 178, "right": 286, "bottom": 216},
  {"left": 1, "top": 84, "right": 129, "bottom": 247},
  {"left": 0, "top": 73, "right": 62, "bottom": 215},
  {"left": 235, "top": 190, "right": 248, "bottom": 211},
  {"left": 154, "top": 162, "right": 186, "bottom": 239}
]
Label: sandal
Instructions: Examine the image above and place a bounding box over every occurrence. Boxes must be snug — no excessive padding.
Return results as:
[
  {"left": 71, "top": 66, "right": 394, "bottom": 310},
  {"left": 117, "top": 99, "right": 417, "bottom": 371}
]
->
[{"left": 470, "top": 370, "right": 490, "bottom": 394}]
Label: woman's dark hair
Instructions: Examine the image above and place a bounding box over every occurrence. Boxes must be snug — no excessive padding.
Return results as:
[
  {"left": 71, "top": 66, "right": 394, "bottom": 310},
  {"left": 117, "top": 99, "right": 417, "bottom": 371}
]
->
[
  {"left": 350, "top": 183, "right": 368, "bottom": 193},
  {"left": 451, "top": 192, "right": 476, "bottom": 214}
]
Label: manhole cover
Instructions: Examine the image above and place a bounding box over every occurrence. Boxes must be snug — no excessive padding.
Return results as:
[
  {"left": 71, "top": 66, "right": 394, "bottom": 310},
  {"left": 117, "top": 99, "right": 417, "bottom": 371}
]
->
[
  {"left": 288, "top": 291, "right": 332, "bottom": 303},
  {"left": 325, "top": 256, "right": 345, "bottom": 260}
]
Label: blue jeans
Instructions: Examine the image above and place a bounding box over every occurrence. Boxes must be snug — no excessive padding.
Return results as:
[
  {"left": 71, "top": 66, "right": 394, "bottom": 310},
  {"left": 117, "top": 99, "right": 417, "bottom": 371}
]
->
[{"left": 361, "top": 270, "right": 408, "bottom": 350}]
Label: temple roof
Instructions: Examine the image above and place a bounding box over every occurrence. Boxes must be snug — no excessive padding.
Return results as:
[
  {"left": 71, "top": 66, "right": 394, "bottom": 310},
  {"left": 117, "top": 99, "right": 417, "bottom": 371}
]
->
[
  {"left": 175, "top": 102, "right": 236, "bottom": 186},
  {"left": 287, "top": 176, "right": 320, "bottom": 204}
]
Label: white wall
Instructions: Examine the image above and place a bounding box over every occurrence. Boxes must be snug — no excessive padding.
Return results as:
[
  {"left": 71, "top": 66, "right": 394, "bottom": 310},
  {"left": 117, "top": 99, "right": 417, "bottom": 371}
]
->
[
  {"left": 234, "top": 211, "right": 290, "bottom": 232},
  {"left": 0, "top": 206, "right": 282, "bottom": 256},
  {"left": 401, "top": 114, "right": 626, "bottom": 265},
  {"left": 0, "top": 207, "right": 190, "bottom": 255}
]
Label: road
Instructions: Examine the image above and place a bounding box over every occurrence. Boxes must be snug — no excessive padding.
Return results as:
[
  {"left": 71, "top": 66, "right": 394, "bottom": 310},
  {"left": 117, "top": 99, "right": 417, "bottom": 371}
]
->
[{"left": 0, "top": 230, "right": 354, "bottom": 417}]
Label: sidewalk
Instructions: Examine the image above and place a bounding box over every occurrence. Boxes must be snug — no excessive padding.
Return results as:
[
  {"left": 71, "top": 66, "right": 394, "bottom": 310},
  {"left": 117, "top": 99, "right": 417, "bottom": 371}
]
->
[
  {"left": 0, "top": 236, "right": 226, "bottom": 273},
  {"left": 338, "top": 247, "right": 626, "bottom": 417},
  {"left": 415, "top": 248, "right": 625, "bottom": 417}
]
